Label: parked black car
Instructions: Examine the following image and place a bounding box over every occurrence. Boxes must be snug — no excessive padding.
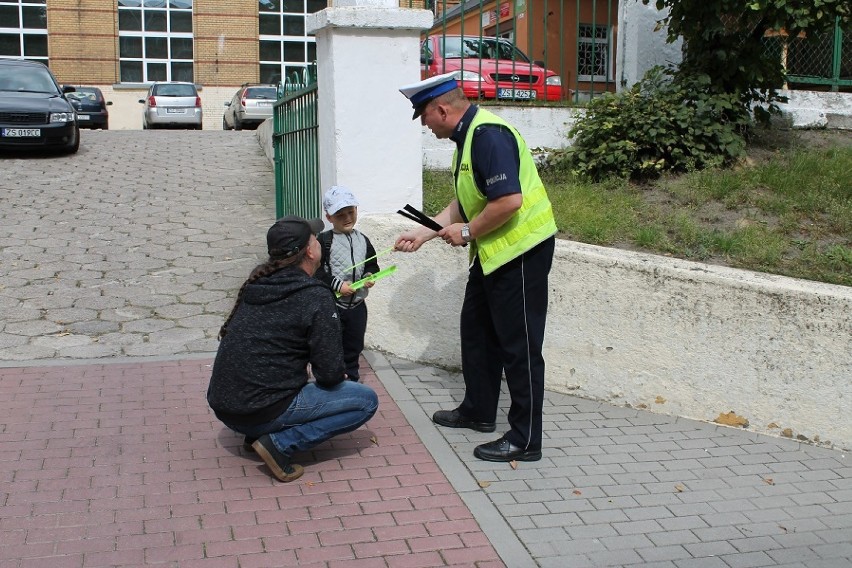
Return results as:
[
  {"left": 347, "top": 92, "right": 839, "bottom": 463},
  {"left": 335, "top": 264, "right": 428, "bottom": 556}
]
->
[
  {"left": 0, "top": 58, "right": 80, "bottom": 154},
  {"left": 67, "top": 86, "right": 112, "bottom": 130}
]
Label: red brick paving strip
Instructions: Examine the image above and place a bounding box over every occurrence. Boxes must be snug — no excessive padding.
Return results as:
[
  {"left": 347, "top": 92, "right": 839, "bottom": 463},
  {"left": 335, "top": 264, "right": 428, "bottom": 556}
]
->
[{"left": 0, "top": 358, "right": 504, "bottom": 568}]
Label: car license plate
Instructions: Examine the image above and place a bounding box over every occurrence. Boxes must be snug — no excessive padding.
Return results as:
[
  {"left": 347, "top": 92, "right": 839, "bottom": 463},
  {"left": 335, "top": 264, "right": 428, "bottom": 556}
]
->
[
  {"left": 1, "top": 128, "right": 41, "bottom": 137},
  {"left": 498, "top": 88, "right": 536, "bottom": 100},
  {"left": 77, "top": 114, "right": 90, "bottom": 120},
  {"left": 166, "top": 108, "right": 185, "bottom": 114}
]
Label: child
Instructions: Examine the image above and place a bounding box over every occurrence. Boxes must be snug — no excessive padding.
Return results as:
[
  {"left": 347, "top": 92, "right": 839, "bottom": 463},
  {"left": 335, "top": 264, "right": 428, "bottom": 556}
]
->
[{"left": 315, "top": 186, "right": 380, "bottom": 382}]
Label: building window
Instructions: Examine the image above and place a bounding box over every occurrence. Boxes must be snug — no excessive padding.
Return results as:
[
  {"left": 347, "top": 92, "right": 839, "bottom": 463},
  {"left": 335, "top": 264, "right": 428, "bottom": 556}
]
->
[
  {"left": 118, "top": 0, "right": 194, "bottom": 83},
  {"left": 258, "top": 0, "right": 325, "bottom": 85},
  {"left": 577, "top": 24, "right": 611, "bottom": 81},
  {"left": 0, "top": 0, "right": 48, "bottom": 65}
]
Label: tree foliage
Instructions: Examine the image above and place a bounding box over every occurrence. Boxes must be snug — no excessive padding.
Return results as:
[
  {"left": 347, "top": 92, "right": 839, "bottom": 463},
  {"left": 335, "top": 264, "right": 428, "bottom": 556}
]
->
[
  {"left": 644, "top": 0, "right": 851, "bottom": 115},
  {"left": 552, "top": 67, "right": 750, "bottom": 181},
  {"left": 553, "top": 0, "right": 850, "bottom": 181}
]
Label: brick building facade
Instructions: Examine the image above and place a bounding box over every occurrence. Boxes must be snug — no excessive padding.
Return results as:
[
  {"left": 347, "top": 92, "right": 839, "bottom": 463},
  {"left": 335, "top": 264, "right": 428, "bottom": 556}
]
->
[
  {"left": 0, "top": 0, "right": 338, "bottom": 128},
  {"left": 5, "top": 0, "right": 334, "bottom": 86}
]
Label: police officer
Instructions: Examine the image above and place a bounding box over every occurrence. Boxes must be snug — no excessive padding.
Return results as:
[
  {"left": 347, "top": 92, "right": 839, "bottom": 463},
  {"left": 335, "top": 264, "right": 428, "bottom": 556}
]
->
[{"left": 395, "top": 73, "right": 557, "bottom": 462}]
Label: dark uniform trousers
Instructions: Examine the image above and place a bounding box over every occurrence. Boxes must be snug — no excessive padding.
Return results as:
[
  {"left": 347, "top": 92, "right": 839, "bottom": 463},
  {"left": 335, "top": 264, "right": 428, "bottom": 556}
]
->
[{"left": 458, "top": 236, "right": 555, "bottom": 451}]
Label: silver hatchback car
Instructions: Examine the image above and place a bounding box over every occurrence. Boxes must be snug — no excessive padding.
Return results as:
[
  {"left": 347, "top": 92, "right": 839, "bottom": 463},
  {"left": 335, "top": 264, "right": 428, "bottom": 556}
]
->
[
  {"left": 139, "top": 82, "right": 202, "bottom": 130},
  {"left": 222, "top": 84, "right": 277, "bottom": 131}
]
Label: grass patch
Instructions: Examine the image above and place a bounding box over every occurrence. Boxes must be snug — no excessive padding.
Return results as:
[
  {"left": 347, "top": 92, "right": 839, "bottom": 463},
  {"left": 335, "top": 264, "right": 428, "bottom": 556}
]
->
[
  {"left": 422, "top": 169, "right": 456, "bottom": 214},
  {"left": 547, "top": 177, "right": 640, "bottom": 244},
  {"left": 422, "top": 129, "right": 851, "bottom": 287}
]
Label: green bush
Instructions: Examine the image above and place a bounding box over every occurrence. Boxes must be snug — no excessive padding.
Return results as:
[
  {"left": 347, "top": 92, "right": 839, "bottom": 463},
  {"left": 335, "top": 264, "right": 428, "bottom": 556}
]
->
[{"left": 554, "top": 68, "right": 751, "bottom": 181}]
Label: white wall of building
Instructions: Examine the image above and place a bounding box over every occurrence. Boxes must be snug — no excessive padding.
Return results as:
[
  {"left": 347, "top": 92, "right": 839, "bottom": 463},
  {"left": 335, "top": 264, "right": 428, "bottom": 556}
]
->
[
  {"left": 616, "top": 1, "right": 684, "bottom": 89},
  {"left": 97, "top": 85, "right": 240, "bottom": 131}
]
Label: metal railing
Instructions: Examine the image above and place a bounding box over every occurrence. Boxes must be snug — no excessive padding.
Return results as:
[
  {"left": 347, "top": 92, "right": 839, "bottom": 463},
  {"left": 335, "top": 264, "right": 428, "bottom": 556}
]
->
[
  {"left": 763, "top": 18, "right": 851, "bottom": 91},
  {"left": 410, "top": 0, "right": 618, "bottom": 104},
  {"left": 272, "top": 65, "right": 321, "bottom": 220}
]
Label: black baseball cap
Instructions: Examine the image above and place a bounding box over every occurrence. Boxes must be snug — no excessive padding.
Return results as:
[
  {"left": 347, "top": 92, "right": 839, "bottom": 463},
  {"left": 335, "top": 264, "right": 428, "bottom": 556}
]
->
[{"left": 266, "top": 215, "right": 324, "bottom": 260}]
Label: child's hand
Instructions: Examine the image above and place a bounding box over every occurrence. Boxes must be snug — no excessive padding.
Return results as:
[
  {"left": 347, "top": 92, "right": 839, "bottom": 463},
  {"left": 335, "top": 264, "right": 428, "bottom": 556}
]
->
[
  {"left": 363, "top": 273, "right": 375, "bottom": 289},
  {"left": 339, "top": 282, "right": 355, "bottom": 296}
]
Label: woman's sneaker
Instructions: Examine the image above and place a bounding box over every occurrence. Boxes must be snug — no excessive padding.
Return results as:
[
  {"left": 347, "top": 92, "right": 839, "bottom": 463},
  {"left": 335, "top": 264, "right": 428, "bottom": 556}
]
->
[{"left": 251, "top": 435, "right": 304, "bottom": 482}]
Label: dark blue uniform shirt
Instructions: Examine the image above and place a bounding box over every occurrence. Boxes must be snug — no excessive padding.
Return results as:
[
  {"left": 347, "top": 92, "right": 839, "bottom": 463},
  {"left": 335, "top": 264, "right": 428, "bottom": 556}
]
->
[{"left": 450, "top": 105, "right": 521, "bottom": 222}]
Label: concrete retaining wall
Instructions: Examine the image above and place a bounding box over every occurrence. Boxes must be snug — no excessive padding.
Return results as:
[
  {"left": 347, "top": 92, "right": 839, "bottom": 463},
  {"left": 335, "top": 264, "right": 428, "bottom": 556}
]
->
[{"left": 356, "top": 215, "right": 852, "bottom": 450}]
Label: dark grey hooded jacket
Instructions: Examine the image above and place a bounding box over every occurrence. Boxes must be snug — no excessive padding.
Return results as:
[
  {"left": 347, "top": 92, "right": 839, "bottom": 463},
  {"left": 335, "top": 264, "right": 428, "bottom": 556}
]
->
[{"left": 207, "top": 266, "right": 344, "bottom": 426}]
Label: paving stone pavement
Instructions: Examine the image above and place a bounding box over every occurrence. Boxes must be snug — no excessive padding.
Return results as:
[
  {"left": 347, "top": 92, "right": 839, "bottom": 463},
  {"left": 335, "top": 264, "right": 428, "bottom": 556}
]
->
[
  {"left": 370, "top": 353, "right": 852, "bottom": 568},
  {"left": 0, "top": 130, "right": 274, "bottom": 361},
  {"left": 1, "top": 132, "right": 850, "bottom": 567}
]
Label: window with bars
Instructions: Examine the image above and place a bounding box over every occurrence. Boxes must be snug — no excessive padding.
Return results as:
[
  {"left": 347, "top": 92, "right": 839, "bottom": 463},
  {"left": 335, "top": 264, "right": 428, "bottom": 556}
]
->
[
  {"left": 0, "top": 0, "right": 48, "bottom": 65},
  {"left": 117, "top": 0, "right": 194, "bottom": 83},
  {"left": 577, "top": 23, "right": 610, "bottom": 81},
  {"left": 258, "top": 0, "right": 325, "bottom": 85}
]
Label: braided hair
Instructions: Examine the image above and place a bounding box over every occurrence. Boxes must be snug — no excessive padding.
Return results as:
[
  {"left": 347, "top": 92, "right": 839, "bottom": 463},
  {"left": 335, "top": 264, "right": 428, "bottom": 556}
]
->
[{"left": 218, "top": 249, "right": 307, "bottom": 340}]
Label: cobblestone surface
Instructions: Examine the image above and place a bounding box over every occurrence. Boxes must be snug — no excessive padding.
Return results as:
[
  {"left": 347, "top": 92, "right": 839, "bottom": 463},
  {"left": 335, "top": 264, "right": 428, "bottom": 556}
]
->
[
  {"left": 372, "top": 353, "right": 852, "bottom": 568},
  {"left": 0, "top": 131, "right": 273, "bottom": 361}
]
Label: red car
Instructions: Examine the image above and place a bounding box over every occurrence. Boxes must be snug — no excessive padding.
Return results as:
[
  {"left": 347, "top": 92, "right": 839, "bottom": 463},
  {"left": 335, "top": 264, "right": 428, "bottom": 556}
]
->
[{"left": 420, "top": 35, "right": 563, "bottom": 101}]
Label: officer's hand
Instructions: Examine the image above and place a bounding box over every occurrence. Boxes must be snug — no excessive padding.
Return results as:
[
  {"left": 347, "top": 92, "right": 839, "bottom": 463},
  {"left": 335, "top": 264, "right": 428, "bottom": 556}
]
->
[
  {"left": 438, "top": 223, "right": 465, "bottom": 247},
  {"left": 395, "top": 227, "right": 435, "bottom": 252}
]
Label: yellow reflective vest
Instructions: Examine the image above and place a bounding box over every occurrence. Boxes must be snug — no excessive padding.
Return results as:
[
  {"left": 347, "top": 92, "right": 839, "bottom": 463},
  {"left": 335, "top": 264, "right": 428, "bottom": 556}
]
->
[{"left": 453, "top": 109, "right": 557, "bottom": 275}]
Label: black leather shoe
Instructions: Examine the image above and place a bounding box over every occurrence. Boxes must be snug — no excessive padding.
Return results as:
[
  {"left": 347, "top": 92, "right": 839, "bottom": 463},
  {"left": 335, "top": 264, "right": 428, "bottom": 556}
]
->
[
  {"left": 474, "top": 437, "right": 542, "bottom": 462},
  {"left": 432, "top": 409, "right": 496, "bottom": 433}
]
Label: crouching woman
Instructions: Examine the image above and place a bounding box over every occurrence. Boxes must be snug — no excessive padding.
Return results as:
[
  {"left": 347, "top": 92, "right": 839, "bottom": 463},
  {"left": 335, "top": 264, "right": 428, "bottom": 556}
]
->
[{"left": 207, "top": 216, "right": 379, "bottom": 482}]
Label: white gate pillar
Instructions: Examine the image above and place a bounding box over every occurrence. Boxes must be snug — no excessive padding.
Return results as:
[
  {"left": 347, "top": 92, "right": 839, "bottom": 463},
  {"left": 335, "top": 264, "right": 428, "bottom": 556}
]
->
[{"left": 306, "top": 0, "right": 433, "bottom": 214}]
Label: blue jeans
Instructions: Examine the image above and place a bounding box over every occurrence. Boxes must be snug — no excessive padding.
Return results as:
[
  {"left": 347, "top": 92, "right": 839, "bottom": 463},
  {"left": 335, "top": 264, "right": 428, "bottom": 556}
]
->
[{"left": 226, "top": 381, "right": 378, "bottom": 457}]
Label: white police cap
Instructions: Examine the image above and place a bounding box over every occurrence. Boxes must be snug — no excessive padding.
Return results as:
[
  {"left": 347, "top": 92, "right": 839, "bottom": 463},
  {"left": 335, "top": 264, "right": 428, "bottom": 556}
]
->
[{"left": 399, "top": 72, "right": 459, "bottom": 119}]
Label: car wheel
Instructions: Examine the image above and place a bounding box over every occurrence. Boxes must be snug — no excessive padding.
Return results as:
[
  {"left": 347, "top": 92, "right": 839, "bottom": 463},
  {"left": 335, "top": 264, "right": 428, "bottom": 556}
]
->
[
  {"left": 222, "top": 118, "right": 230, "bottom": 130},
  {"left": 64, "top": 126, "right": 80, "bottom": 154},
  {"left": 234, "top": 117, "right": 242, "bottom": 131}
]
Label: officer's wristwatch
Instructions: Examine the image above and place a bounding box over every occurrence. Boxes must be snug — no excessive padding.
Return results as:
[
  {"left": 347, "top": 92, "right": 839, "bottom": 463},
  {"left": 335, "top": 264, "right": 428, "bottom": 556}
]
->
[{"left": 461, "top": 224, "right": 472, "bottom": 243}]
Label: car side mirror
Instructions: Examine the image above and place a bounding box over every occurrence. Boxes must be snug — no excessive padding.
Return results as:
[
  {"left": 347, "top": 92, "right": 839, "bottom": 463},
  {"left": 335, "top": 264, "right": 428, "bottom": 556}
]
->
[
  {"left": 420, "top": 55, "right": 433, "bottom": 65},
  {"left": 224, "top": 102, "right": 231, "bottom": 107},
  {"left": 138, "top": 99, "right": 145, "bottom": 103},
  {"left": 62, "top": 85, "right": 76, "bottom": 94},
  {"left": 106, "top": 101, "right": 113, "bottom": 106}
]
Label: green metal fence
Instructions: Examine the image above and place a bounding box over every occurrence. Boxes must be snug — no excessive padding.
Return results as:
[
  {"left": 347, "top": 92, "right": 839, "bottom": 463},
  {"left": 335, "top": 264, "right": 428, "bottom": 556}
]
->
[
  {"left": 763, "top": 18, "right": 850, "bottom": 91},
  {"left": 273, "top": 66, "right": 321, "bottom": 220}
]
